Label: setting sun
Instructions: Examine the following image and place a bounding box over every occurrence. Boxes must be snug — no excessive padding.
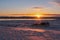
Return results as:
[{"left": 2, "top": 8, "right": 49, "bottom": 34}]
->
[
  {"left": 35, "top": 14, "right": 40, "bottom": 18},
  {"left": 34, "top": 13, "right": 43, "bottom": 18}
]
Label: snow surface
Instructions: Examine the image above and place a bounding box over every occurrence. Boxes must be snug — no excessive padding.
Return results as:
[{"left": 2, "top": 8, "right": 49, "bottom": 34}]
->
[{"left": 0, "top": 20, "right": 60, "bottom": 40}]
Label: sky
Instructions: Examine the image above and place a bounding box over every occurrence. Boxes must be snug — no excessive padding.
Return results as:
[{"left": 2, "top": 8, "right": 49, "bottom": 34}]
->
[{"left": 0, "top": 0, "right": 60, "bottom": 16}]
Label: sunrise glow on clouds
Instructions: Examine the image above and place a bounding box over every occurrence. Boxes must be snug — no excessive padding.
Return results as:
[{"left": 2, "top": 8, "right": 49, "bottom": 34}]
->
[{"left": 0, "top": 0, "right": 60, "bottom": 16}]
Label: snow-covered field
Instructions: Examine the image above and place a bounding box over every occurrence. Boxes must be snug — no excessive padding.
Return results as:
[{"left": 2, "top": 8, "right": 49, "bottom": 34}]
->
[{"left": 0, "top": 19, "right": 60, "bottom": 40}]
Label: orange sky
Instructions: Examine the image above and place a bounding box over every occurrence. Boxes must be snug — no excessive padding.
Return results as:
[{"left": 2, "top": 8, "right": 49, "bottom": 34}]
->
[
  {"left": 0, "top": 0, "right": 60, "bottom": 17},
  {"left": 0, "top": 13, "right": 60, "bottom": 17}
]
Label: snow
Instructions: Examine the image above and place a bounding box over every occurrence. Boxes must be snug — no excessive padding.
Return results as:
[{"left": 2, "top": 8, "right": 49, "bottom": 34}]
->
[{"left": 0, "top": 20, "right": 60, "bottom": 40}]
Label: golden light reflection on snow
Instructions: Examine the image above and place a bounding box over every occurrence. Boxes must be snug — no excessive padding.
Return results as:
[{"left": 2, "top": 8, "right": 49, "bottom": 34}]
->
[{"left": 12, "top": 28, "right": 46, "bottom": 32}]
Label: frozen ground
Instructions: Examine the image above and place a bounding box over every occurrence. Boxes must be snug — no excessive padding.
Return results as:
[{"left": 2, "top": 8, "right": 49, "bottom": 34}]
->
[{"left": 0, "top": 20, "right": 60, "bottom": 40}]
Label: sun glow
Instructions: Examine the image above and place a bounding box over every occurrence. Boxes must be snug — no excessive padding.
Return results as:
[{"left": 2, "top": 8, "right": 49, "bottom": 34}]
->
[
  {"left": 35, "top": 14, "right": 40, "bottom": 18},
  {"left": 34, "top": 13, "right": 42, "bottom": 18}
]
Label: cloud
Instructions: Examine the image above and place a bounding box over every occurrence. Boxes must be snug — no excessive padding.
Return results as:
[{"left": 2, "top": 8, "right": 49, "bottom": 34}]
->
[
  {"left": 54, "top": 0, "right": 60, "bottom": 3},
  {"left": 50, "top": 0, "right": 60, "bottom": 6},
  {"left": 32, "top": 7, "right": 43, "bottom": 9},
  {"left": 54, "top": 0, "right": 60, "bottom": 5},
  {"left": 49, "top": 2, "right": 60, "bottom": 6}
]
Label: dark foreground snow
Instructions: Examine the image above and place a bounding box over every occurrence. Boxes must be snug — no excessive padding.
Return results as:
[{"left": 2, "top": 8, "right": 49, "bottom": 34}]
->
[
  {"left": 0, "top": 27, "right": 60, "bottom": 40},
  {"left": 0, "top": 20, "right": 60, "bottom": 40}
]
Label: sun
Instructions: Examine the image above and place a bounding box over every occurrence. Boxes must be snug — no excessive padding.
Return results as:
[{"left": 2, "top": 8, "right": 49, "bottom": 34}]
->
[
  {"left": 35, "top": 14, "right": 40, "bottom": 18},
  {"left": 34, "top": 13, "right": 43, "bottom": 19}
]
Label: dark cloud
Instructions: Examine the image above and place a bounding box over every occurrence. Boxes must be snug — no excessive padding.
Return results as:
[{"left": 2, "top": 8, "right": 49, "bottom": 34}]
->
[
  {"left": 54, "top": 0, "right": 60, "bottom": 6},
  {"left": 32, "top": 7, "right": 43, "bottom": 9},
  {"left": 54, "top": 0, "right": 60, "bottom": 3}
]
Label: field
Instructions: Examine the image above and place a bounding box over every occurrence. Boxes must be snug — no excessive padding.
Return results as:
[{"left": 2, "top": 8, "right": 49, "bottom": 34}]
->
[{"left": 0, "top": 19, "right": 60, "bottom": 40}]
